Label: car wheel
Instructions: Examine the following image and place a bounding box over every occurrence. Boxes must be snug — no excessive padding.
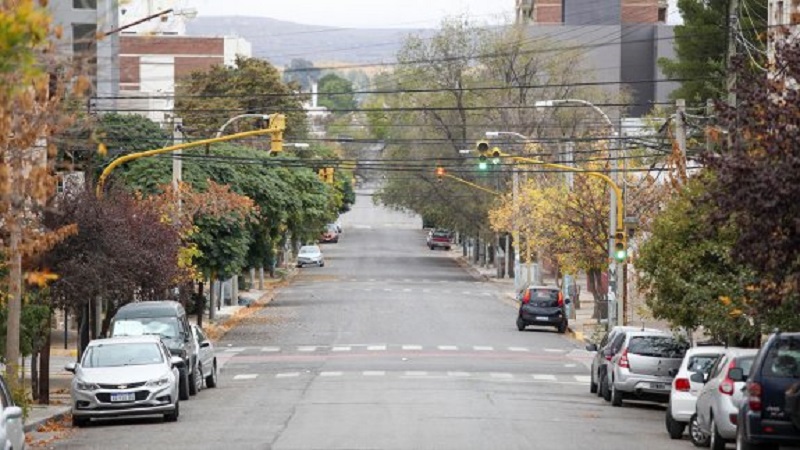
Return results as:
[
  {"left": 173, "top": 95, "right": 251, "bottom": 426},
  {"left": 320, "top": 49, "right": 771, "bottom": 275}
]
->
[
  {"left": 516, "top": 317, "right": 525, "bottom": 331},
  {"left": 601, "top": 374, "right": 612, "bottom": 402},
  {"left": 205, "top": 359, "right": 218, "bottom": 388},
  {"left": 189, "top": 361, "right": 199, "bottom": 396},
  {"left": 320, "top": 262, "right": 325, "bottom": 267},
  {"left": 196, "top": 362, "right": 204, "bottom": 392},
  {"left": 296, "top": 264, "right": 302, "bottom": 268},
  {"left": 690, "top": 414, "right": 710, "bottom": 447},
  {"left": 710, "top": 417, "right": 727, "bottom": 450},
  {"left": 590, "top": 371, "right": 598, "bottom": 394},
  {"left": 164, "top": 400, "right": 179, "bottom": 422},
  {"left": 557, "top": 321, "right": 567, "bottom": 334},
  {"left": 179, "top": 367, "right": 190, "bottom": 401},
  {"left": 429, "top": 246, "right": 434, "bottom": 250},
  {"left": 72, "top": 415, "right": 89, "bottom": 428},
  {"left": 611, "top": 381, "right": 624, "bottom": 407},
  {"left": 666, "top": 404, "right": 686, "bottom": 439}
]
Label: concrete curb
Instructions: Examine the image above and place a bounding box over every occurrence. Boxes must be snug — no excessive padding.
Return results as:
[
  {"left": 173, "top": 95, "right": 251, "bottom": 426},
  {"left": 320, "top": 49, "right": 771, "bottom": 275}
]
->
[
  {"left": 24, "top": 406, "right": 71, "bottom": 433},
  {"left": 452, "top": 255, "right": 491, "bottom": 282}
]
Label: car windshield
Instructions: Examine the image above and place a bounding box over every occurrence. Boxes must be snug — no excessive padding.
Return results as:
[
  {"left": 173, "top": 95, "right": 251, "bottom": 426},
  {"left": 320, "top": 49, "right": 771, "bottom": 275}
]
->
[
  {"left": 736, "top": 356, "right": 755, "bottom": 375},
  {"left": 433, "top": 231, "right": 449, "bottom": 238},
  {"left": 628, "top": 336, "right": 687, "bottom": 358},
  {"left": 525, "top": 288, "right": 560, "bottom": 307},
  {"left": 82, "top": 343, "right": 164, "bottom": 368},
  {"left": 112, "top": 317, "right": 181, "bottom": 340},
  {"left": 764, "top": 337, "right": 800, "bottom": 379},
  {"left": 687, "top": 354, "right": 720, "bottom": 374},
  {"left": 299, "top": 246, "right": 318, "bottom": 255}
]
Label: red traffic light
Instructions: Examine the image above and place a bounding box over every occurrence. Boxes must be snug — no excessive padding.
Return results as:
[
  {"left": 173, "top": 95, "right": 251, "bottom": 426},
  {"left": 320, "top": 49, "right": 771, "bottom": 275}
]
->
[{"left": 435, "top": 167, "right": 445, "bottom": 177}]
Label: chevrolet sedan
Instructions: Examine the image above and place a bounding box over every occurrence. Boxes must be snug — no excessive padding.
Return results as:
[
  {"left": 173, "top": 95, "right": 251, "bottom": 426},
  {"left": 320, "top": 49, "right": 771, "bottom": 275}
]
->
[{"left": 66, "top": 335, "right": 184, "bottom": 427}]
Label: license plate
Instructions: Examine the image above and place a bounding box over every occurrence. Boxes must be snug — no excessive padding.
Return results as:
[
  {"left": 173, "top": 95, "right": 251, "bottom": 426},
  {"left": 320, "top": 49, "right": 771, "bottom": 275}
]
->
[
  {"left": 650, "top": 383, "right": 667, "bottom": 390},
  {"left": 536, "top": 316, "right": 549, "bottom": 321},
  {"left": 110, "top": 393, "right": 135, "bottom": 402}
]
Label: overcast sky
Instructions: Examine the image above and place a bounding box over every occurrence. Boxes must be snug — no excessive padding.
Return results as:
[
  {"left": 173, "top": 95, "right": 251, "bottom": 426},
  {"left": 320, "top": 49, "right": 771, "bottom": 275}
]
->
[{"left": 186, "top": 0, "right": 516, "bottom": 28}]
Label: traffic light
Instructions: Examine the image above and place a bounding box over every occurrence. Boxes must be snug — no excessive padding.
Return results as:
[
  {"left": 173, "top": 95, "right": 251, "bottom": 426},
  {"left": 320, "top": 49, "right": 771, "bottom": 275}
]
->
[
  {"left": 318, "top": 168, "right": 326, "bottom": 182},
  {"left": 478, "top": 155, "right": 488, "bottom": 171},
  {"left": 490, "top": 147, "right": 501, "bottom": 165},
  {"left": 476, "top": 140, "right": 490, "bottom": 156},
  {"left": 613, "top": 231, "right": 627, "bottom": 262},
  {"left": 268, "top": 113, "right": 286, "bottom": 155},
  {"left": 324, "top": 167, "right": 335, "bottom": 184},
  {"left": 435, "top": 166, "right": 445, "bottom": 181}
]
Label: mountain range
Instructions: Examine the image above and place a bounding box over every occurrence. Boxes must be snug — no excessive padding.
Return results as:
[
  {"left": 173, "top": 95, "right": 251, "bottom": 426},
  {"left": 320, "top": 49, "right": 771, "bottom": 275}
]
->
[{"left": 186, "top": 16, "right": 434, "bottom": 68}]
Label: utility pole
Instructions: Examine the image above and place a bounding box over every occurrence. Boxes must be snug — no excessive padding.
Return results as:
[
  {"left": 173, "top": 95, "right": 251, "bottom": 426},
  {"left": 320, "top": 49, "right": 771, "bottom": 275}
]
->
[
  {"left": 675, "top": 99, "right": 687, "bottom": 180},
  {"left": 727, "top": 0, "right": 740, "bottom": 108},
  {"left": 706, "top": 99, "right": 715, "bottom": 154}
]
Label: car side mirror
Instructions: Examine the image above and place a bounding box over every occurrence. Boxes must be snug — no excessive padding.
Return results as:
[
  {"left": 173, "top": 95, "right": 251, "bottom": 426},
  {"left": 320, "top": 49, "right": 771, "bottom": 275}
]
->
[
  {"left": 690, "top": 372, "right": 706, "bottom": 383},
  {"left": 565, "top": 298, "right": 571, "bottom": 305},
  {"left": 64, "top": 362, "right": 77, "bottom": 373},
  {"left": 3, "top": 406, "right": 22, "bottom": 422},
  {"left": 200, "top": 341, "right": 211, "bottom": 349},
  {"left": 728, "top": 367, "right": 746, "bottom": 382},
  {"left": 585, "top": 343, "right": 598, "bottom": 352},
  {"left": 170, "top": 356, "right": 185, "bottom": 368}
]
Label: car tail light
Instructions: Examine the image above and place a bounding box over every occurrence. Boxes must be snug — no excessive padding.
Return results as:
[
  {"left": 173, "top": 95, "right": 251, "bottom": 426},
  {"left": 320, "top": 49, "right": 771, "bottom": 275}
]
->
[
  {"left": 522, "top": 291, "right": 531, "bottom": 305},
  {"left": 674, "top": 378, "right": 691, "bottom": 392},
  {"left": 604, "top": 353, "right": 612, "bottom": 361},
  {"left": 719, "top": 360, "right": 737, "bottom": 396},
  {"left": 747, "top": 382, "right": 762, "bottom": 412},
  {"left": 557, "top": 292, "right": 564, "bottom": 307},
  {"left": 618, "top": 348, "right": 630, "bottom": 369}
]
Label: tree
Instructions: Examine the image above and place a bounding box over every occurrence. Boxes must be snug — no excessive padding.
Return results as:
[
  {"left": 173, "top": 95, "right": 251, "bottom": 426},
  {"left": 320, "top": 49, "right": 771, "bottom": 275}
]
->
[
  {"left": 317, "top": 73, "right": 357, "bottom": 112},
  {"left": 701, "top": 41, "right": 800, "bottom": 333},
  {"left": 658, "top": 0, "right": 767, "bottom": 103},
  {"left": 637, "top": 177, "right": 756, "bottom": 344},
  {"left": 282, "top": 58, "right": 321, "bottom": 92},
  {"left": 0, "top": 0, "right": 90, "bottom": 381},
  {"left": 176, "top": 56, "right": 307, "bottom": 141}
]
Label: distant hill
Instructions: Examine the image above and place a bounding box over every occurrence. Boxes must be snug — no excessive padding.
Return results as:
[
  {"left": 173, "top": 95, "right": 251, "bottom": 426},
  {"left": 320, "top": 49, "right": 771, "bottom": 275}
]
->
[{"left": 186, "top": 16, "right": 434, "bottom": 68}]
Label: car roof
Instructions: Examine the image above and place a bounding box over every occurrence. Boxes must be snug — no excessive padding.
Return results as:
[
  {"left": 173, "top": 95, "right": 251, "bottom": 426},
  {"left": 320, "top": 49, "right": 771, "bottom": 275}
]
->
[
  {"left": 88, "top": 335, "right": 163, "bottom": 347},
  {"left": 684, "top": 346, "right": 728, "bottom": 356},
  {"left": 114, "top": 301, "right": 185, "bottom": 318},
  {"left": 724, "top": 348, "right": 759, "bottom": 357},
  {"left": 624, "top": 330, "right": 673, "bottom": 338},
  {"left": 524, "top": 285, "right": 560, "bottom": 290}
]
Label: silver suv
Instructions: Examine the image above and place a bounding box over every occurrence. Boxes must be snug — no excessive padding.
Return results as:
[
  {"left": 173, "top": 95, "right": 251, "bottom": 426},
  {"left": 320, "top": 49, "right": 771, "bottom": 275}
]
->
[{"left": 607, "top": 331, "right": 689, "bottom": 407}]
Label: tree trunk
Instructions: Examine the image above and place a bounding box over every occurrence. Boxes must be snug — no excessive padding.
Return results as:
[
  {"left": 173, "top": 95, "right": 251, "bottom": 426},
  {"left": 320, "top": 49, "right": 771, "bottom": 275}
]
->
[
  {"left": 39, "top": 330, "right": 51, "bottom": 404},
  {"left": 5, "top": 226, "right": 22, "bottom": 382},
  {"left": 208, "top": 276, "right": 216, "bottom": 321},
  {"left": 31, "top": 352, "right": 39, "bottom": 402},
  {"left": 78, "top": 303, "right": 90, "bottom": 360},
  {"left": 196, "top": 281, "right": 204, "bottom": 327},
  {"left": 588, "top": 268, "right": 608, "bottom": 320}
]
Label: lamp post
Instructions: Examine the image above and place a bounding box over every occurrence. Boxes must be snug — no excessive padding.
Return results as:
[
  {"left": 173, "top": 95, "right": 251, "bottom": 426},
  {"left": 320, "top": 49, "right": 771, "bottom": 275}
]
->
[{"left": 533, "top": 98, "right": 622, "bottom": 327}]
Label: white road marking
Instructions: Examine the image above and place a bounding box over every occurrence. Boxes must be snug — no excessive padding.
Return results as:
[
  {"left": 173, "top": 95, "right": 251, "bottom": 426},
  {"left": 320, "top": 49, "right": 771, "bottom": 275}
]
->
[
  {"left": 422, "top": 289, "right": 431, "bottom": 293},
  {"left": 363, "top": 371, "right": 385, "bottom": 377},
  {"left": 491, "top": 373, "right": 514, "bottom": 379},
  {"left": 402, "top": 288, "right": 412, "bottom": 292},
  {"left": 574, "top": 375, "right": 592, "bottom": 383},
  {"left": 297, "top": 346, "right": 317, "bottom": 352},
  {"left": 369, "top": 278, "right": 377, "bottom": 282},
  {"left": 532, "top": 374, "right": 557, "bottom": 381},
  {"left": 474, "top": 346, "right": 494, "bottom": 351},
  {"left": 403, "top": 279, "right": 413, "bottom": 282},
  {"left": 225, "top": 348, "right": 246, "bottom": 353},
  {"left": 383, "top": 288, "right": 393, "bottom": 292},
  {"left": 367, "top": 345, "right": 387, "bottom": 351},
  {"left": 448, "top": 371, "right": 471, "bottom": 377},
  {"left": 402, "top": 345, "right": 423, "bottom": 351},
  {"left": 320, "top": 371, "right": 343, "bottom": 377},
  {"left": 260, "top": 347, "right": 281, "bottom": 352},
  {"left": 404, "top": 371, "right": 428, "bottom": 376},
  {"left": 481, "top": 292, "right": 492, "bottom": 296},
  {"left": 332, "top": 346, "right": 351, "bottom": 352},
  {"left": 564, "top": 364, "right": 577, "bottom": 368},
  {"left": 544, "top": 348, "right": 566, "bottom": 353},
  {"left": 509, "top": 347, "right": 530, "bottom": 352},
  {"left": 438, "top": 345, "right": 458, "bottom": 351},
  {"left": 233, "top": 374, "right": 258, "bottom": 380},
  {"left": 276, "top": 372, "right": 300, "bottom": 378},
  {"left": 462, "top": 291, "right": 472, "bottom": 295},
  {"left": 353, "top": 225, "right": 372, "bottom": 229}
]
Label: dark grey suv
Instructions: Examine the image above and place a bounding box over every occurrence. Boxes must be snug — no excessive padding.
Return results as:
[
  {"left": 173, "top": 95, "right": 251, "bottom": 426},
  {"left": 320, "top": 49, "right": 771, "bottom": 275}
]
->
[{"left": 516, "top": 286, "right": 570, "bottom": 334}]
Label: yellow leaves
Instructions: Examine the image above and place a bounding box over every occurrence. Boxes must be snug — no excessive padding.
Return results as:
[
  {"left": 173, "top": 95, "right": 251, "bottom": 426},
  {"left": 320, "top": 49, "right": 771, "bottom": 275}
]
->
[
  {"left": 24, "top": 269, "right": 58, "bottom": 287},
  {"left": 719, "top": 295, "right": 732, "bottom": 306},
  {"left": 97, "top": 142, "right": 108, "bottom": 157}
]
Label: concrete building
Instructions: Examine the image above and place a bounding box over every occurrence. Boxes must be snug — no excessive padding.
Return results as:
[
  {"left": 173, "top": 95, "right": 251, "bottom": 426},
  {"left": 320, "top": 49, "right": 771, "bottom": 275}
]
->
[
  {"left": 118, "top": 0, "right": 193, "bottom": 35},
  {"left": 514, "top": 0, "right": 678, "bottom": 117},
  {"left": 48, "top": 0, "right": 120, "bottom": 112},
  {"left": 768, "top": 0, "right": 800, "bottom": 61}
]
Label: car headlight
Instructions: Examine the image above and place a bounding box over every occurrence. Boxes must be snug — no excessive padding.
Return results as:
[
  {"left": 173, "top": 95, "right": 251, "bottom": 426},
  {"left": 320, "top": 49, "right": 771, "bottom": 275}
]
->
[
  {"left": 146, "top": 376, "right": 171, "bottom": 388},
  {"left": 75, "top": 380, "right": 100, "bottom": 391}
]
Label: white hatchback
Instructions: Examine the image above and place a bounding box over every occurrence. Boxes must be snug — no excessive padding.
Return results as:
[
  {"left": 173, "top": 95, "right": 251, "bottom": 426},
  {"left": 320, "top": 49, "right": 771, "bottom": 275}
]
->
[{"left": 665, "top": 346, "right": 727, "bottom": 441}]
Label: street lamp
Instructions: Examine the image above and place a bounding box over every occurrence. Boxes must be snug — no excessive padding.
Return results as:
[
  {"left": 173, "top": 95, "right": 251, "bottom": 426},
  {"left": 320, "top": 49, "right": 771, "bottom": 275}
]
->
[{"left": 534, "top": 98, "right": 622, "bottom": 327}]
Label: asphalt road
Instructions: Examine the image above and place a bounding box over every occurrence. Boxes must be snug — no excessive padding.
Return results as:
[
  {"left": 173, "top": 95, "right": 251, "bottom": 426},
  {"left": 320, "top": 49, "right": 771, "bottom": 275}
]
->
[{"left": 52, "top": 188, "right": 695, "bottom": 450}]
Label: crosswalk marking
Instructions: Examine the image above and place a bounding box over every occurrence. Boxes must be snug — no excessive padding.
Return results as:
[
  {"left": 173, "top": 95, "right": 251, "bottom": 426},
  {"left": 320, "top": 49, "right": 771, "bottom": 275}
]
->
[
  {"left": 474, "top": 346, "right": 493, "bottom": 351},
  {"left": 438, "top": 345, "right": 458, "bottom": 351},
  {"left": 574, "top": 375, "right": 592, "bottom": 383},
  {"left": 298, "top": 346, "right": 317, "bottom": 352},
  {"left": 320, "top": 371, "right": 343, "bottom": 377},
  {"left": 533, "top": 374, "right": 557, "bottom": 381},
  {"left": 276, "top": 372, "right": 300, "bottom": 378},
  {"left": 367, "top": 345, "right": 387, "bottom": 351},
  {"left": 261, "top": 347, "right": 280, "bottom": 352},
  {"left": 508, "top": 347, "right": 529, "bottom": 352},
  {"left": 404, "top": 371, "right": 428, "bottom": 376},
  {"left": 448, "top": 371, "right": 471, "bottom": 377},
  {"left": 402, "top": 345, "right": 422, "bottom": 350},
  {"left": 491, "top": 373, "right": 513, "bottom": 379},
  {"left": 544, "top": 348, "right": 566, "bottom": 353},
  {"left": 233, "top": 374, "right": 258, "bottom": 380},
  {"left": 363, "top": 371, "right": 385, "bottom": 377},
  {"left": 332, "top": 346, "right": 351, "bottom": 352},
  {"left": 225, "top": 347, "right": 246, "bottom": 353}
]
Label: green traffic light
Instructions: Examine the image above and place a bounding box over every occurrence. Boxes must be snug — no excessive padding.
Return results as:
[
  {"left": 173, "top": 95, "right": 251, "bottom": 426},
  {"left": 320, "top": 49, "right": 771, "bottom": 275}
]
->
[
  {"left": 492, "top": 157, "right": 500, "bottom": 165},
  {"left": 478, "top": 161, "right": 488, "bottom": 170},
  {"left": 614, "top": 249, "right": 627, "bottom": 262}
]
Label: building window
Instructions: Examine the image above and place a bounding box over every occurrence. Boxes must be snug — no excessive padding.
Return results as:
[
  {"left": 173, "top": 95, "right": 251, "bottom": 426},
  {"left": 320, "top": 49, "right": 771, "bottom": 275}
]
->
[
  {"left": 658, "top": 7, "right": 667, "bottom": 22},
  {"left": 73, "top": 0, "right": 97, "bottom": 9}
]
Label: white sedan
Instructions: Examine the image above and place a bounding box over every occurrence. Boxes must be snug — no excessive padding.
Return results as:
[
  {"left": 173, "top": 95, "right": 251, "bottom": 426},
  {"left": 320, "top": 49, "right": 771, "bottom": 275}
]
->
[{"left": 297, "top": 245, "right": 324, "bottom": 268}]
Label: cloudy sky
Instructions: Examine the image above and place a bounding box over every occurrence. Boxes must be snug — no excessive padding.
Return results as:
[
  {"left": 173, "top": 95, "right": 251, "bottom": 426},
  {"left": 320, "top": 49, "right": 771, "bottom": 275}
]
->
[{"left": 186, "top": 0, "right": 516, "bottom": 28}]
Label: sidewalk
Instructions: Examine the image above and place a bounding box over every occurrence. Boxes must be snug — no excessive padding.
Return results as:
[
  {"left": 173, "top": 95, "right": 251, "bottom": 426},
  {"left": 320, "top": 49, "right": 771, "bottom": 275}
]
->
[
  {"left": 447, "top": 248, "right": 670, "bottom": 344},
  {"left": 24, "top": 271, "right": 295, "bottom": 441}
]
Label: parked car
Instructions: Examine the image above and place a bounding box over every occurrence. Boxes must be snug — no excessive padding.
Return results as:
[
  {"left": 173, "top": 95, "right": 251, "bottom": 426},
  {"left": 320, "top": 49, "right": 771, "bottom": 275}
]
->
[
  {"left": 66, "top": 335, "right": 184, "bottom": 427},
  {"left": 586, "top": 326, "right": 661, "bottom": 396},
  {"left": 428, "top": 229, "right": 452, "bottom": 250},
  {"left": 320, "top": 224, "right": 339, "bottom": 243},
  {"left": 737, "top": 331, "right": 800, "bottom": 450},
  {"left": 693, "top": 348, "right": 758, "bottom": 449},
  {"left": 0, "top": 375, "right": 23, "bottom": 450},
  {"left": 109, "top": 301, "right": 198, "bottom": 401},
  {"left": 516, "top": 285, "right": 570, "bottom": 334},
  {"left": 664, "top": 345, "right": 727, "bottom": 443},
  {"left": 190, "top": 324, "right": 218, "bottom": 390},
  {"left": 297, "top": 245, "right": 324, "bottom": 268},
  {"left": 606, "top": 331, "right": 689, "bottom": 407}
]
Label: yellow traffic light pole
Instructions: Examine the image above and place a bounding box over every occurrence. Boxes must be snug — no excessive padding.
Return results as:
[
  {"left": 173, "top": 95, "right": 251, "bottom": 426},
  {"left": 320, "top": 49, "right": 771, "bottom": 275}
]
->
[
  {"left": 438, "top": 171, "right": 501, "bottom": 196},
  {"left": 96, "top": 123, "right": 286, "bottom": 197}
]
